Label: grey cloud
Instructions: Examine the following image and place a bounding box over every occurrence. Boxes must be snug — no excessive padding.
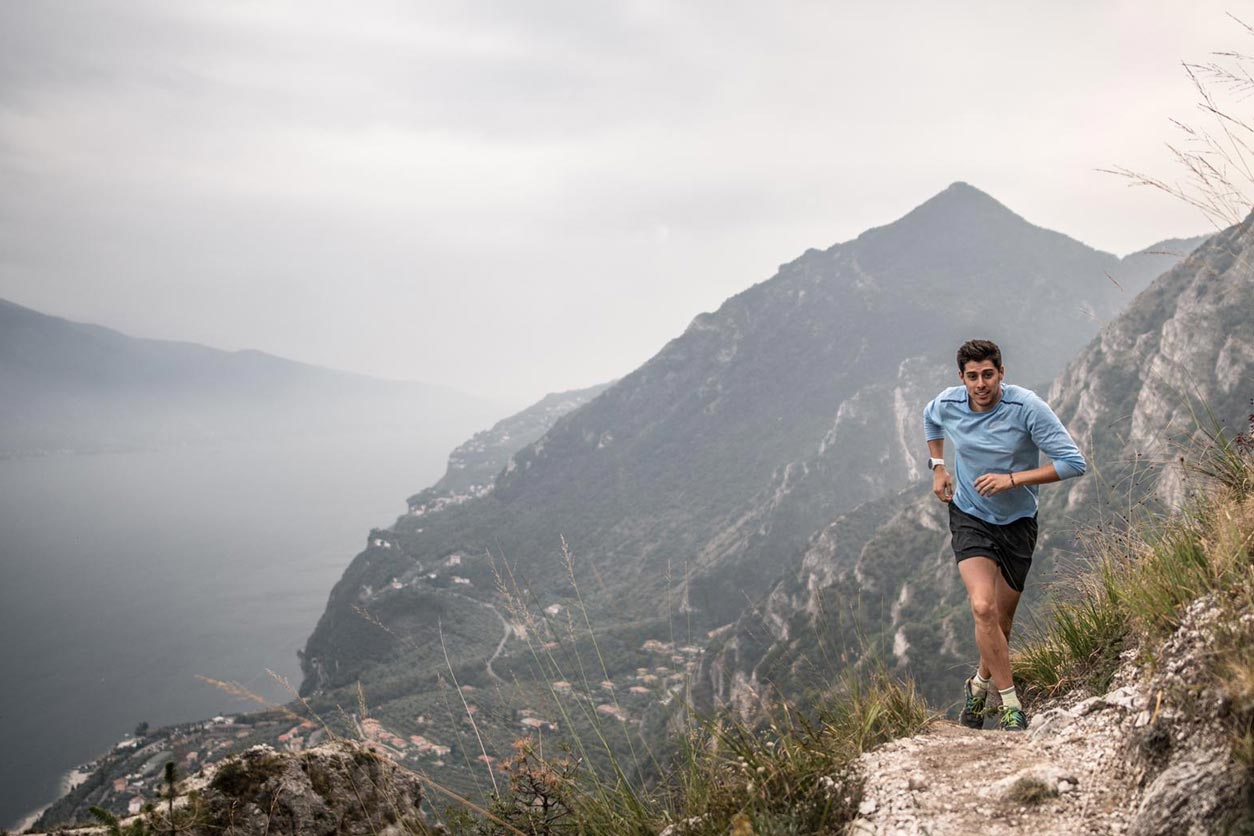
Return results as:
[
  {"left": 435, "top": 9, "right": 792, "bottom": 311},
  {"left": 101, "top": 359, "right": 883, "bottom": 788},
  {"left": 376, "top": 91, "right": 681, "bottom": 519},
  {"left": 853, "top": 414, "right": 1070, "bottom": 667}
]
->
[{"left": 0, "top": 1, "right": 1238, "bottom": 402}]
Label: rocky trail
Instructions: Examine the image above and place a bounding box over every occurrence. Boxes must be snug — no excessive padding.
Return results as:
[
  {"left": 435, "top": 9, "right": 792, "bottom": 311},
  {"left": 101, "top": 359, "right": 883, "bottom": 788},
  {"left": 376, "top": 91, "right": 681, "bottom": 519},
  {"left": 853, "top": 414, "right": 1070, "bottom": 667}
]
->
[
  {"left": 852, "top": 705, "right": 1137, "bottom": 835},
  {"left": 851, "top": 599, "right": 1248, "bottom": 836}
]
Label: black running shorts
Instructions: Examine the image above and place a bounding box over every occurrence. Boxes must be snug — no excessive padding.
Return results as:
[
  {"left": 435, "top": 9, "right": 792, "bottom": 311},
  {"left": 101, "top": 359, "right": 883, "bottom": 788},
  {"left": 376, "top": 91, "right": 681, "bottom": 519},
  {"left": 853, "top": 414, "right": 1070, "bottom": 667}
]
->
[{"left": 948, "top": 503, "right": 1038, "bottom": 592}]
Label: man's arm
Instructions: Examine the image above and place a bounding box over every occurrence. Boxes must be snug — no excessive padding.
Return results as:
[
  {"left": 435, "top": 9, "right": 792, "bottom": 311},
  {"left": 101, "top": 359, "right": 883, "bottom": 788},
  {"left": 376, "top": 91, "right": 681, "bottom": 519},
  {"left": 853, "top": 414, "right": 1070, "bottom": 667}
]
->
[
  {"left": 973, "top": 394, "right": 1086, "bottom": 497},
  {"left": 972, "top": 463, "right": 1059, "bottom": 496},
  {"left": 1026, "top": 395, "right": 1086, "bottom": 479},
  {"left": 923, "top": 397, "right": 953, "bottom": 503},
  {"left": 927, "top": 438, "right": 953, "bottom": 502}
]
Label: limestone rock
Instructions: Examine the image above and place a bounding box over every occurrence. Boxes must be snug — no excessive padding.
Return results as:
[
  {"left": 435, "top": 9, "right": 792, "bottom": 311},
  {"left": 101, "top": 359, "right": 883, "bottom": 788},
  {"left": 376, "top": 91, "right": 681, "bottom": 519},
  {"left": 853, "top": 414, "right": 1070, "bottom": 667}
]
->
[
  {"left": 191, "top": 740, "right": 426, "bottom": 836},
  {"left": 1129, "top": 752, "right": 1247, "bottom": 836}
]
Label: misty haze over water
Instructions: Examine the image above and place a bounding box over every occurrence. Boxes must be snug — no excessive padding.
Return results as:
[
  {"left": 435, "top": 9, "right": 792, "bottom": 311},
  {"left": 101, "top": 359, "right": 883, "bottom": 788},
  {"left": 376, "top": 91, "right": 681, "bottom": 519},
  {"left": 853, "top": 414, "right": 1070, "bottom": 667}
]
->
[{"left": 0, "top": 433, "right": 455, "bottom": 830}]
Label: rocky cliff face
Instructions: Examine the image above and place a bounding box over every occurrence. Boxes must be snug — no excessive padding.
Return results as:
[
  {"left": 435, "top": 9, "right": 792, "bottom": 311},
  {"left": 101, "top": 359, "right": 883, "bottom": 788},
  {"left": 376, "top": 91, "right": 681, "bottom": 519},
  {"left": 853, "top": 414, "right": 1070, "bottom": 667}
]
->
[
  {"left": 1043, "top": 213, "right": 1254, "bottom": 517},
  {"left": 697, "top": 211, "right": 1249, "bottom": 718}
]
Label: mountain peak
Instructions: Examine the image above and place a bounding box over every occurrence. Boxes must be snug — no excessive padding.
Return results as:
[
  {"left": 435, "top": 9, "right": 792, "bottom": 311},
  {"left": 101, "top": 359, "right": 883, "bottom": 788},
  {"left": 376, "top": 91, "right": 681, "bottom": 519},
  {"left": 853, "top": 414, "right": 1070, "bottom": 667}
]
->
[
  {"left": 943, "top": 180, "right": 987, "bottom": 194},
  {"left": 895, "top": 181, "right": 1025, "bottom": 228},
  {"left": 932, "top": 180, "right": 1000, "bottom": 204},
  {"left": 847, "top": 181, "right": 1088, "bottom": 264}
]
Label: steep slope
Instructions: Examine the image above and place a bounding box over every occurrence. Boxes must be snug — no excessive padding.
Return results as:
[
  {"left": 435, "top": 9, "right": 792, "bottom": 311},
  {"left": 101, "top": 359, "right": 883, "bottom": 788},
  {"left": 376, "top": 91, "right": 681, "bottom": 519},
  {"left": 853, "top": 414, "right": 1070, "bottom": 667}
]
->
[
  {"left": 1043, "top": 220, "right": 1254, "bottom": 516},
  {"left": 0, "top": 298, "right": 500, "bottom": 454},
  {"left": 698, "top": 210, "right": 1252, "bottom": 718}
]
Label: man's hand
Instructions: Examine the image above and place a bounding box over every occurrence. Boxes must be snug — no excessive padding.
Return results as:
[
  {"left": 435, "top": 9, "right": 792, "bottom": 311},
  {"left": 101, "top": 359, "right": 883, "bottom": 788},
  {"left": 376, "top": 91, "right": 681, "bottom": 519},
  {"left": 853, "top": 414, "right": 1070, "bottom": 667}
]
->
[
  {"left": 933, "top": 468, "right": 953, "bottom": 503},
  {"left": 973, "top": 473, "right": 1014, "bottom": 496}
]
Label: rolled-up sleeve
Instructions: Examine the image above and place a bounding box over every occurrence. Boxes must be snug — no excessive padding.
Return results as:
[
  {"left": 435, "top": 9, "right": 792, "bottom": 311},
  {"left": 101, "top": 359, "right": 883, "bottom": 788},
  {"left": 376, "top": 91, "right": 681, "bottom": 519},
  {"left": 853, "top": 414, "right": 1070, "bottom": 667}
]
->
[
  {"left": 1027, "top": 395, "right": 1086, "bottom": 479},
  {"left": 923, "top": 397, "right": 945, "bottom": 442}
]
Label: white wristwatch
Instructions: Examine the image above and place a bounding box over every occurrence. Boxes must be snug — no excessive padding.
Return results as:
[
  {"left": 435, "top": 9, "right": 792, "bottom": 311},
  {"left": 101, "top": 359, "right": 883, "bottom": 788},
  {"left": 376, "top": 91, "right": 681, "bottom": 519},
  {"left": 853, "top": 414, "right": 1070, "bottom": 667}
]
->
[{"left": 928, "top": 457, "right": 946, "bottom": 471}]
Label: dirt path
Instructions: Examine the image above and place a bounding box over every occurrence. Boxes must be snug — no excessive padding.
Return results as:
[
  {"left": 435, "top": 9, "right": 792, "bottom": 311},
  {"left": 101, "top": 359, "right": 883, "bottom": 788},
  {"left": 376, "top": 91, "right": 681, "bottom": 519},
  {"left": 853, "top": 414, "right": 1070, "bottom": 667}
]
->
[
  {"left": 847, "top": 601, "right": 1248, "bottom": 836},
  {"left": 850, "top": 701, "right": 1144, "bottom": 836},
  {"left": 851, "top": 599, "right": 1245, "bottom": 835}
]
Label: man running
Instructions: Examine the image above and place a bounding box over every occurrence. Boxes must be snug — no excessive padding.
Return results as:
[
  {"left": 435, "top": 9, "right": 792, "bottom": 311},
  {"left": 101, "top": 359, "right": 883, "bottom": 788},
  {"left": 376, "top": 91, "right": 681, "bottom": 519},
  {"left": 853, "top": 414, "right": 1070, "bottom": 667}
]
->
[{"left": 922, "top": 339, "right": 1086, "bottom": 731}]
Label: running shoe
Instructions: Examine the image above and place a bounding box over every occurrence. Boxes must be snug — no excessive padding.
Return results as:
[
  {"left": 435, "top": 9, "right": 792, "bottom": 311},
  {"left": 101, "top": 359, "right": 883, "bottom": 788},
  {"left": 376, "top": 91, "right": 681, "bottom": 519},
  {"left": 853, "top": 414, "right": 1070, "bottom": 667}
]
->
[
  {"left": 959, "top": 677, "right": 987, "bottom": 729},
  {"left": 997, "top": 705, "right": 1029, "bottom": 732}
]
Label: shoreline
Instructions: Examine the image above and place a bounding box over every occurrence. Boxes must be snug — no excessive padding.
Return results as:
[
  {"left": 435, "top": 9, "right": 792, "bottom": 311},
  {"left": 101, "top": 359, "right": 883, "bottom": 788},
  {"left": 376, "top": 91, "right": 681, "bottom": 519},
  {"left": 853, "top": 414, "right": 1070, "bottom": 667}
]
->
[{"left": 9, "top": 763, "right": 95, "bottom": 834}]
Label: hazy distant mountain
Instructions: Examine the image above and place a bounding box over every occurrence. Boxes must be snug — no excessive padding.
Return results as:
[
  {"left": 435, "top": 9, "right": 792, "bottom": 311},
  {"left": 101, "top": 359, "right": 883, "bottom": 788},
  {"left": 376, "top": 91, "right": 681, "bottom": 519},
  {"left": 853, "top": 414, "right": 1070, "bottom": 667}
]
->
[
  {"left": 696, "top": 212, "right": 1249, "bottom": 718},
  {"left": 0, "top": 298, "right": 505, "bottom": 455},
  {"left": 405, "top": 382, "right": 615, "bottom": 513},
  {"left": 290, "top": 183, "right": 1203, "bottom": 797}
]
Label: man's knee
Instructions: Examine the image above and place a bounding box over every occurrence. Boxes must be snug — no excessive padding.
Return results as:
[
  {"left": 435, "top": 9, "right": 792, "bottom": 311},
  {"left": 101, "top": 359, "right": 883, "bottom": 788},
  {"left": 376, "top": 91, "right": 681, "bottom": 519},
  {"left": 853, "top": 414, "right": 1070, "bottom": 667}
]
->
[{"left": 970, "top": 597, "right": 999, "bottom": 624}]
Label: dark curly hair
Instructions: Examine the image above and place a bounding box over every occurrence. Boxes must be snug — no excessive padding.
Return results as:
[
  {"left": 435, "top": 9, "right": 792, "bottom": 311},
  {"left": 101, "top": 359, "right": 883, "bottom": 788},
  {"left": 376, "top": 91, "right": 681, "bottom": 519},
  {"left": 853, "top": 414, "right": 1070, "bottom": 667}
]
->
[{"left": 957, "top": 339, "right": 1002, "bottom": 372}]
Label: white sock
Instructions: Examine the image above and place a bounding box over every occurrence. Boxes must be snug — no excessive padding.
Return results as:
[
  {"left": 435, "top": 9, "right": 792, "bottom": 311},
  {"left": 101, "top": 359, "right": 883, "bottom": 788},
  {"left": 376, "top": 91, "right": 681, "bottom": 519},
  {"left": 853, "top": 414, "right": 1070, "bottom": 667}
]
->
[
  {"left": 971, "top": 671, "right": 991, "bottom": 695},
  {"left": 999, "top": 686, "right": 1021, "bottom": 710}
]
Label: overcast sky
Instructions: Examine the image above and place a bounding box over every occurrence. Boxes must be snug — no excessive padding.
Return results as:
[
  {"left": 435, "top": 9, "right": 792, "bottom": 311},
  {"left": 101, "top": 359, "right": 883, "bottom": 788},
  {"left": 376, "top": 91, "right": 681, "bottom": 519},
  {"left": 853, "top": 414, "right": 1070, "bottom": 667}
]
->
[{"left": 0, "top": 2, "right": 1243, "bottom": 406}]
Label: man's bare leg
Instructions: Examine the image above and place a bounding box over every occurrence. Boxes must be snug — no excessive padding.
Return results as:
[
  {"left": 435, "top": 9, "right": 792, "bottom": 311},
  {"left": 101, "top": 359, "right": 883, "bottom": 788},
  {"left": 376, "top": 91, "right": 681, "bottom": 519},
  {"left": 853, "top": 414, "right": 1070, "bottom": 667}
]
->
[
  {"left": 958, "top": 556, "right": 1013, "bottom": 690},
  {"left": 977, "top": 570, "right": 1022, "bottom": 681}
]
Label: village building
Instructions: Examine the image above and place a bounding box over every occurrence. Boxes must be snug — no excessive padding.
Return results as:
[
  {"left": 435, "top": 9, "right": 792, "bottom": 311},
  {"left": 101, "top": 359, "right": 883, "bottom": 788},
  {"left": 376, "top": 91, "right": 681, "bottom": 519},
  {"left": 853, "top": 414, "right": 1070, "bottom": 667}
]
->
[{"left": 595, "top": 705, "right": 627, "bottom": 722}]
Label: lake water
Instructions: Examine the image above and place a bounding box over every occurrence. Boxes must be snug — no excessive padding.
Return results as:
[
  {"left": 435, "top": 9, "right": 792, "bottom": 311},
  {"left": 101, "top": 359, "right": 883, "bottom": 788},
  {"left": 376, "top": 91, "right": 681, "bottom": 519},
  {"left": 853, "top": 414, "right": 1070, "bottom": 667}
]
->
[{"left": 0, "top": 433, "right": 459, "bottom": 830}]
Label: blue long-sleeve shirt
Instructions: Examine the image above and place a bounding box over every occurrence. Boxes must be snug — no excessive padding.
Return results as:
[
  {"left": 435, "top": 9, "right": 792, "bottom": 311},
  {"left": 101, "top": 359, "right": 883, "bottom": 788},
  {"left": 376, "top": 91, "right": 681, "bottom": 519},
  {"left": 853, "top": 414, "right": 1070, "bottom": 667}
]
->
[{"left": 923, "top": 383, "right": 1086, "bottom": 525}]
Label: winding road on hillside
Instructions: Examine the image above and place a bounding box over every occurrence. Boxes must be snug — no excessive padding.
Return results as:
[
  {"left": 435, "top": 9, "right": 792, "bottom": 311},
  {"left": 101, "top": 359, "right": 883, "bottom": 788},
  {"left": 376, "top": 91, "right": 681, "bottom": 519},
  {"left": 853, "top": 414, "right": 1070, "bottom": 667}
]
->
[{"left": 441, "top": 589, "right": 510, "bottom": 684}]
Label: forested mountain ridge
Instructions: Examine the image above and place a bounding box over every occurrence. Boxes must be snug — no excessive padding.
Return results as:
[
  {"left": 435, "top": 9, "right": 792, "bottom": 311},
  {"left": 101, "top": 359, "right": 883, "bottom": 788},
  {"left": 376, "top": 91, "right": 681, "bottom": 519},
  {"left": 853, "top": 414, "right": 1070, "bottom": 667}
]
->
[{"left": 291, "top": 183, "right": 1202, "bottom": 801}]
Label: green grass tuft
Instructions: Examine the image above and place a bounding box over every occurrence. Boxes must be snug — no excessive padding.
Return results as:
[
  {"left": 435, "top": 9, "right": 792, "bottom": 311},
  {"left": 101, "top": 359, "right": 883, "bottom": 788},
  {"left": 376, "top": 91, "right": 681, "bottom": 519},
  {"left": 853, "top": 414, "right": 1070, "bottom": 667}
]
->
[
  {"left": 1014, "top": 423, "right": 1253, "bottom": 801},
  {"left": 1005, "top": 776, "right": 1058, "bottom": 806},
  {"left": 443, "top": 662, "right": 930, "bottom": 835}
]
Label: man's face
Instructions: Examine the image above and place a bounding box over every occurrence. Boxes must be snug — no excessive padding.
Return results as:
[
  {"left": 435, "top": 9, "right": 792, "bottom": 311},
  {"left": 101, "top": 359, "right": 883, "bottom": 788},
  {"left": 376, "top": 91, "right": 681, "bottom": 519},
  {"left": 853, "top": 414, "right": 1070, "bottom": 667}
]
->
[{"left": 959, "top": 359, "right": 1004, "bottom": 412}]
